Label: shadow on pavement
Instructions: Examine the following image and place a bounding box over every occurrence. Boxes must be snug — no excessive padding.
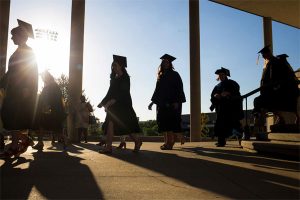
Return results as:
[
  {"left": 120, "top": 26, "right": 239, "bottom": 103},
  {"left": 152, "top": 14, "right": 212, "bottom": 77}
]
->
[
  {"left": 0, "top": 151, "right": 103, "bottom": 199},
  {"left": 109, "top": 146, "right": 300, "bottom": 199}
]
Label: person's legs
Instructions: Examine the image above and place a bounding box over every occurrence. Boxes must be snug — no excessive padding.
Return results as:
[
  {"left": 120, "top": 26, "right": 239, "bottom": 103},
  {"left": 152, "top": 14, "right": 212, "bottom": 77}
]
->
[
  {"left": 33, "top": 130, "right": 44, "bottom": 150},
  {"left": 0, "top": 133, "right": 4, "bottom": 151},
  {"left": 129, "top": 134, "right": 142, "bottom": 152},
  {"left": 99, "top": 121, "right": 113, "bottom": 153},
  {"left": 51, "top": 133, "right": 56, "bottom": 145},
  {"left": 77, "top": 128, "right": 82, "bottom": 143},
  {"left": 216, "top": 136, "right": 226, "bottom": 147},
  {"left": 168, "top": 132, "right": 176, "bottom": 149},
  {"left": 57, "top": 130, "right": 67, "bottom": 150},
  {"left": 83, "top": 128, "right": 88, "bottom": 143},
  {"left": 160, "top": 132, "right": 174, "bottom": 150},
  {"left": 175, "top": 132, "right": 185, "bottom": 145},
  {"left": 117, "top": 136, "right": 126, "bottom": 149}
]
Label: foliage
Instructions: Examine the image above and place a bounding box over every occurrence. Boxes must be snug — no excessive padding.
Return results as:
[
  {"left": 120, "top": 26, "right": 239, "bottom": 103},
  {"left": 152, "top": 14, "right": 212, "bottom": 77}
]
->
[
  {"left": 200, "top": 113, "right": 210, "bottom": 137},
  {"left": 56, "top": 74, "right": 69, "bottom": 103},
  {"left": 139, "top": 120, "right": 160, "bottom": 136}
]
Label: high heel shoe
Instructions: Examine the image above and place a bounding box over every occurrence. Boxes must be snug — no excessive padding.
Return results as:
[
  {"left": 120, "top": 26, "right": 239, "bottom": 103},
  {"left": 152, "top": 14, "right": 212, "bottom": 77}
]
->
[
  {"left": 116, "top": 141, "right": 126, "bottom": 149},
  {"left": 97, "top": 140, "right": 107, "bottom": 147},
  {"left": 133, "top": 140, "right": 142, "bottom": 153},
  {"left": 180, "top": 136, "right": 186, "bottom": 145},
  {"left": 160, "top": 143, "right": 173, "bottom": 150}
]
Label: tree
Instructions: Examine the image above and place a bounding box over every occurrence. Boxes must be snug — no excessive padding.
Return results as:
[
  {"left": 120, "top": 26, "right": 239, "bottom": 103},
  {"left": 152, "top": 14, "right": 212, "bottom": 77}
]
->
[
  {"left": 56, "top": 74, "right": 69, "bottom": 103},
  {"left": 200, "top": 113, "right": 210, "bottom": 137}
]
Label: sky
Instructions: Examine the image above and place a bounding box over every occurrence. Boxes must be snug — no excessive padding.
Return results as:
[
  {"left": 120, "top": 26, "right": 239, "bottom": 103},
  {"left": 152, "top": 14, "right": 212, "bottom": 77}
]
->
[{"left": 7, "top": 0, "right": 300, "bottom": 122}]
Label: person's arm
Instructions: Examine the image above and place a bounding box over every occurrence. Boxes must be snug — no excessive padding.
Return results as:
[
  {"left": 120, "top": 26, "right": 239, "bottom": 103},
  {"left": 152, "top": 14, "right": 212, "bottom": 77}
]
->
[{"left": 148, "top": 102, "right": 154, "bottom": 110}]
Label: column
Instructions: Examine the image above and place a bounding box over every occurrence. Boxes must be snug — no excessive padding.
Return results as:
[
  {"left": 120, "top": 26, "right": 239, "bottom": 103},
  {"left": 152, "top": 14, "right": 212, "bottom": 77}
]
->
[
  {"left": 68, "top": 0, "right": 85, "bottom": 142},
  {"left": 263, "top": 17, "right": 273, "bottom": 53},
  {"left": 189, "top": 0, "right": 201, "bottom": 142},
  {"left": 0, "top": 0, "right": 10, "bottom": 78}
]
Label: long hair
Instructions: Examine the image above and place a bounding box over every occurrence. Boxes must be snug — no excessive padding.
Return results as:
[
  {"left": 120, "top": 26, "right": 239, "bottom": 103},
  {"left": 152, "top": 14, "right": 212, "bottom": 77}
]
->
[
  {"left": 110, "top": 61, "right": 129, "bottom": 80},
  {"left": 41, "top": 70, "right": 55, "bottom": 84},
  {"left": 157, "top": 61, "right": 174, "bottom": 80}
]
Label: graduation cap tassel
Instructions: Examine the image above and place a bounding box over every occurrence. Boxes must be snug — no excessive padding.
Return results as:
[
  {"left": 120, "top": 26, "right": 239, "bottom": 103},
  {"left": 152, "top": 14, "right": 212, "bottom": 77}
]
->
[{"left": 256, "top": 54, "right": 260, "bottom": 65}]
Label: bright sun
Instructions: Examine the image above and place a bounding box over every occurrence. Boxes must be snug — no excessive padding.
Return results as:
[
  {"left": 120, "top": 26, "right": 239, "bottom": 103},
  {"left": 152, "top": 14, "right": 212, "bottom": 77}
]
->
[{"left": 30, "top": 36, "right": 69, "bottom": 92}]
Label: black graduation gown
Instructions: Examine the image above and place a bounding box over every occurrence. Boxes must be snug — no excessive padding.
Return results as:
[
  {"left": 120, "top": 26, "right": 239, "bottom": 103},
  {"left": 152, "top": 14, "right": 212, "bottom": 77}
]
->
[
  {"left": 1, "top": 46, "right": 38, "bottom": 130},
  {"left": 210, "top": 79, "right": 243, "bottom": 137},
  {"left": 151, "top": 69, "right": 186, "bottom": 133},
  {"left": 100, "top": 74, "right": 140, "bottom": 135},
  {"left": 254, "top": 56, "right": 298, "bottom": 112},
  {"left": 35, "top": 82, "right": 66, "bottom": 132}
]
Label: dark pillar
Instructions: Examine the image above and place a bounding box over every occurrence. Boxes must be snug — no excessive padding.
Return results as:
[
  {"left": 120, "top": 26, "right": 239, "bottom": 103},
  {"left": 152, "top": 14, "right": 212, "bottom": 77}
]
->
[
  {"left": 189, "top": 0, "right": 201, "bottom": 142},
  {"left": 263, "top": 17, "right": 273, "bottom": 53},
  {"left": 0, "top": 0, "right": 10, "bottom": 78},
  {"left": 68, "top": 0, "right": 85, "bottom": 142}
]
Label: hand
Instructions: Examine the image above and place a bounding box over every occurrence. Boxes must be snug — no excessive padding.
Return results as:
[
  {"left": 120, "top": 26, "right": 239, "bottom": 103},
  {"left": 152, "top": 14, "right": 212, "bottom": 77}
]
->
[
  {"left": 214, "top": 93, "right": 221, "bottom": 99},
  {"left": 221, "top": 91, "right": 231, "bottom": 97},
  {"left": 148, "top": 102, "right": 153, "bottom": 110}
]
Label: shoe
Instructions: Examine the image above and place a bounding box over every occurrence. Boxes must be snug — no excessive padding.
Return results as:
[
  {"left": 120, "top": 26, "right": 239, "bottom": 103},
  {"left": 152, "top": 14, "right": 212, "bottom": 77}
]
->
[
  {"left": 32, "top": 143, "right": 44, "bottom": 150},
  {"left": 97, "top": 141, "right": 106, "bottom": 147},
  {"left": 133, "top": 140, "right": 142, "bottom": 152},
  {"left": 160, "top": 143, "right": 173, "bottom": 150},
  {"left": 215, "top": 143, "right": 225, "bottom": 147},
  {"left": 116, "top": 141, "right": 126, "bottom": 149},
  {"left": 180, "top": 136, "right": 186, "bottom": 145},
  {"left": 98, "top": 147, "right": 112, "bottom": 154}
]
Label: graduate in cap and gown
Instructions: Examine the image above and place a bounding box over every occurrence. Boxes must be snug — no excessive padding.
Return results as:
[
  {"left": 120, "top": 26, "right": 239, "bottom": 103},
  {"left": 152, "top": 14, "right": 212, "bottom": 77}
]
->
[
  {"left": 210, "top": 67, "right": 243, "bottom": 147},
  {"left": 0, "top": 19, "right": 38, "bottom": 158},
  {"left": 148, "top": 54, "right": 186, "bottom": 150},
  {"left": 253, "top": 45, "right": 298, "bottom": 128},
  {"left": 32, "top": 70, "right": 67, "bottom": 151},
  {"left": 97, "top": 55, "right": 142, "bottom": 154}
]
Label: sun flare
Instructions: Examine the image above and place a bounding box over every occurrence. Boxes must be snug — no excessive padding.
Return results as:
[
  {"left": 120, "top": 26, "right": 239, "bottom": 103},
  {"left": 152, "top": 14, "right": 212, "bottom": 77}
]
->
[{"left": 29, "top": 36, "right": 69, "bottom": 92}]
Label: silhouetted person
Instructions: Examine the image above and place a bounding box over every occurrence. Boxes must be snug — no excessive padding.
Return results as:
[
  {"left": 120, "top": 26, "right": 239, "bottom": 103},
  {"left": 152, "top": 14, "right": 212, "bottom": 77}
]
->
[
  {"left": 210, "top": 67, "right": 243, "bottom": 147},
  {"left": 75, "top": 95, "right": 92, "bottom": 143},
  {"left": 148, "top": 54, "right": 186, "bottom": 150},
  {"left": 0, "top": 19, "right": 38, "bottom": 158},
  {"left": 33, "top": 70, "right": 67, "bottom": 150},
  {"left": 253, "top": 46, "right": 298, "bottom": 131},
  {"left": 97, "top": 55, "right": 142, "bottom": 154}
]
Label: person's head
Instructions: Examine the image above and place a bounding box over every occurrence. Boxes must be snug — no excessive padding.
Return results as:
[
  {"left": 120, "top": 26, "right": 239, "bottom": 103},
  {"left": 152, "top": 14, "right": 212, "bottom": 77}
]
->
[
  {"left": 258, "top": 45, "right": 273, "bottom": 60},
  {"left": 41, "top": 70, "right": 55, "bottom": 84},
  {"left": 11, "top": 19, "right": 34, "bottom": 46},
  {"left": 11, "top": 27, "right": 28, "bottom": 45},
  {"left": 111, "top": 61, "right": 124, "bottom": 75},
  {"left": 160, "top": 54, "right": 175, "bottom": 70},
  {"left": 157, "top": 54, "right": 176, "bottom": 79},
  {"left": 111, "top": 55, "right": 128, "bottom": 78},
  {"left": 215, "top": 67, "right": 230, "bottom": 82}
]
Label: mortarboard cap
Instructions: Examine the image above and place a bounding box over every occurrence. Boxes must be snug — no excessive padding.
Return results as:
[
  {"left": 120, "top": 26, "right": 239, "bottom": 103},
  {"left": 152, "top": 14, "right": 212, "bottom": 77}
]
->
[
  {"left": 215, "top": 67, "right": 230, "bottom": 77},
  {"left": 17, "top": 19, "right": 34, "bottom": 39},
  {"left": 160, "top": 54, "right": 176, "bottom": 62},
  {"left": 258, "top": 45, "right": 271, "bottom": 54},
  {"left": 276, "top": 54, "right": 289, "bottom": 58},
  {"left": 113, "top": 55, "right": 127, "bottom": 68}
]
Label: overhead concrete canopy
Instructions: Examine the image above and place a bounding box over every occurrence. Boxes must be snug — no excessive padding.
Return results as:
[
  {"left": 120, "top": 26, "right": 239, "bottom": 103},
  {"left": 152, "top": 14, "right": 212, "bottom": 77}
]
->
[{"left": 210, "top": 0, "right": 300, "bottom": 29}]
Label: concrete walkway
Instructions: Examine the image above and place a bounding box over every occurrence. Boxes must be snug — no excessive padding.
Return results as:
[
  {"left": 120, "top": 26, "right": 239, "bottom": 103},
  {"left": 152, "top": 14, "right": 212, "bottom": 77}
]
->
[{"left": 1, "top": 141, "right": 299, "bottom": 200}]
